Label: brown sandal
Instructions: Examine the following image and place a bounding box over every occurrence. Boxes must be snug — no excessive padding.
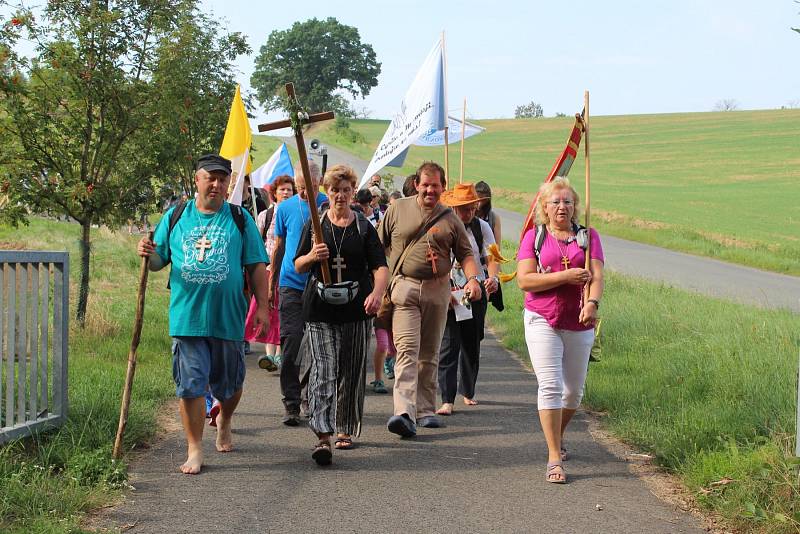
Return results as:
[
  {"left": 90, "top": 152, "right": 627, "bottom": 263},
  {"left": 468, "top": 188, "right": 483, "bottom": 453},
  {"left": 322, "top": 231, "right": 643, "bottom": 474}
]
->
[
  {"left": 334, "top": 437, "right": 354, "bottom": 450},
  {"left": 311, "top": 441, "right": 332, "bottom": 466},
  {"left": 546, "top": 461, "right": 567, "bottom": 484}
]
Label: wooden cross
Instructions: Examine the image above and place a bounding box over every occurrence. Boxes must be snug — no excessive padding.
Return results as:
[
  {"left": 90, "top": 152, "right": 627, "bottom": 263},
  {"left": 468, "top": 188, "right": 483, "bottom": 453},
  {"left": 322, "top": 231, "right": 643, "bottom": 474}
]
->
[
  {"left": 258, "top": 82, "right": 335, "bottom": 284},
  {"left": 331, "top": 255, "right": 347, "bottom": 283},
  {"left": 195, "top": 235, "right": 212, "bottom": 262},
  {"left": 561, "top": 256, "right": 570, "bottom": 269},
  {"left": 426, "top": 247, "right": 438, "bottom": 275}
]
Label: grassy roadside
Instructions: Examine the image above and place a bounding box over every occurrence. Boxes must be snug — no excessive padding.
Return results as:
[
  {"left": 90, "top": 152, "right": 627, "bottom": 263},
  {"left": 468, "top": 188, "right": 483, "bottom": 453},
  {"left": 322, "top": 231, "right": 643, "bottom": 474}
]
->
[
  {"left": 0, "top": 218, "right": 173, "bottom": 533},
  {"left": 487, "top": 238, "right": 800, "bottom": 532},
  {"left": 312, "top": 110, "right": 800, "bottom": 275}
]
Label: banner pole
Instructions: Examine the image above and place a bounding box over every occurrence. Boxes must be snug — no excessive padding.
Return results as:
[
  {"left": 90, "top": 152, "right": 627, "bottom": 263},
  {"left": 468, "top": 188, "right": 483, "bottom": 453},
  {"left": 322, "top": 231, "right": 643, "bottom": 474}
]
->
[
  {"left": 442, "top": 30, "right": 450, "bottom": 188},
  {"left": 248, "top": 173, "right": 258, "bottom": 221},
  {"left": 583, "top": 90, "right": 591, "bottom": 306},
  {"left": 460, "top": 98, "right": 467, "bottom": 184}
]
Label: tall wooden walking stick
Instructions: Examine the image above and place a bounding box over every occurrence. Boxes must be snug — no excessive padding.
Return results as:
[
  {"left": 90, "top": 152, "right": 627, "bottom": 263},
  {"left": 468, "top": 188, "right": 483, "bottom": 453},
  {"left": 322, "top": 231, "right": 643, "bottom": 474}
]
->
[
  {"left": 113, "top": 231, "right": 153, "bottom": 459},
  {"left": 583, "top": 91, "right": 592, "bottom": 306},
  {"left": 258, "top": 82, "right": 335, "bottom": 284}
]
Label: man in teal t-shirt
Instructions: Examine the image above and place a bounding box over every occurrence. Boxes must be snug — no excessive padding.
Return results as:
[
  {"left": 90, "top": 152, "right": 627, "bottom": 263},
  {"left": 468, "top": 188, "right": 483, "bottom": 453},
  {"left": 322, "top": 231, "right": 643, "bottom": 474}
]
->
[{"left": 137, "top": 154, "right": 269, "bottom": 475}]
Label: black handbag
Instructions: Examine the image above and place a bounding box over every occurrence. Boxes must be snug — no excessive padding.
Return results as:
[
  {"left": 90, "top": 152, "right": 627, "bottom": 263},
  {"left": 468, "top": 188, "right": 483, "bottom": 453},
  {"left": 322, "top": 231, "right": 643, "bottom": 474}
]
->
[{"left": 489, "top": 282, "right": 504, "bottom": 312}]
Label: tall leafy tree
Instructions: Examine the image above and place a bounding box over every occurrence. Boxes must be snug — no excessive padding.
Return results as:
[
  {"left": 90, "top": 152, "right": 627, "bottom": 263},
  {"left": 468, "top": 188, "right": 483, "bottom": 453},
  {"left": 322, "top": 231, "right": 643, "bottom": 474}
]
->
[
  {"left": 0, "top": 1, "right": 250, "bottom": 326},
  {"left": 0, "top": 0, "right": 190, "bottom": 325},
  {"left": 251, "top": 17, "right": 380, "bottom": 115},
  {"left": 145, "top": 11, "right": 250, "bottom": 198}
]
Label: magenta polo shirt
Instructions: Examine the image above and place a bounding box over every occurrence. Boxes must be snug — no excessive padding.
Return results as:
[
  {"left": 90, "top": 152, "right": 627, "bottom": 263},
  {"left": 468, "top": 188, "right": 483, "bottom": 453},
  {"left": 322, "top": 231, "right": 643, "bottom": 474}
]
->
[{"left": 517, "top": 227, "right": 604, "bottom": 331}]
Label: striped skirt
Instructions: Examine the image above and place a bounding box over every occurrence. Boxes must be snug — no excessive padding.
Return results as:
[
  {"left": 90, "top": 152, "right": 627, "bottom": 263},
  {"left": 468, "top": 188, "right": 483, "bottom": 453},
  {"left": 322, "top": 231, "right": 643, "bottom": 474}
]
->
[{"left": 307, "top": 319, "right": 371, "bottom": 437}]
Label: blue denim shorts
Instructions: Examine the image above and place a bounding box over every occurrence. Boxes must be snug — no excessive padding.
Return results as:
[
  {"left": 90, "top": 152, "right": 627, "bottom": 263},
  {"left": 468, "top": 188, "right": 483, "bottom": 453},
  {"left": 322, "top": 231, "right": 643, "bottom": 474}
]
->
[{"left": 171, "top": 337, "right": 245, "bottom": 401}]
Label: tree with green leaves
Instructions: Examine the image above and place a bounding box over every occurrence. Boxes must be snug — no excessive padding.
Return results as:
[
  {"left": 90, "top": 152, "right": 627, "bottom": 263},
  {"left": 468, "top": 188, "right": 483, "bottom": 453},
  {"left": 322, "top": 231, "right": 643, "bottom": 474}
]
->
[
  {"left": 0, "top": 1, "right": 251, "bottom": 326},
  {"left": 0, "top": 0, "right": 191, "bottom": 326},
  {"left": 145, "top": 11, "right": 250, "bottom": 198},
  {"left": 515, "top": 101, "right": 544, "bottom": 119},
  {"left": 250, "top": 17, "right": 380, "bottom": 116}
]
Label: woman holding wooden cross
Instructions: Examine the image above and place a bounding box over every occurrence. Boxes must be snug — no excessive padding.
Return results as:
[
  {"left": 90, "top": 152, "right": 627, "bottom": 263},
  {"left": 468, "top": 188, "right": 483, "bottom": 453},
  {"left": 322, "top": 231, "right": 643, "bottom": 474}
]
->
[{"left": 294, "top": 164, "right": 389, "bottom": 465}]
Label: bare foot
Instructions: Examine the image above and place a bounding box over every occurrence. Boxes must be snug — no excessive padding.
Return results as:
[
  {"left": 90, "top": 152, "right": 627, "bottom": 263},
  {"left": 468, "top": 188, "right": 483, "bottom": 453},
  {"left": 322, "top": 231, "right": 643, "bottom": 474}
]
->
[
  {"left": 436, "top": 403, "right": 454, "bottom": 415},
  {"left": 463, "top": 397, "right": 478, "bottom": 406},
  {"left": 180, "top": 449, "right": 203, "bottom": 474},
  {"left": 215, "top": 411, "right": 234, "bottom": 452}
]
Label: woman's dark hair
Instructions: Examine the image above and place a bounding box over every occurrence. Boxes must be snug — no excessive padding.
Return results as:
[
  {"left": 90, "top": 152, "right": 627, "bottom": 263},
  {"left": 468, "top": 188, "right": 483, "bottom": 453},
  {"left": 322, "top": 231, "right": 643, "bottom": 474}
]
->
[
  {"left": 402, "top": 174, "right": 418, "bottom": 197},
  {"left": 474, "top": 180, "right": 492, "bottom": 218},
  {"left": 355, "top": 188, "right": 373, "bottom": 205}
]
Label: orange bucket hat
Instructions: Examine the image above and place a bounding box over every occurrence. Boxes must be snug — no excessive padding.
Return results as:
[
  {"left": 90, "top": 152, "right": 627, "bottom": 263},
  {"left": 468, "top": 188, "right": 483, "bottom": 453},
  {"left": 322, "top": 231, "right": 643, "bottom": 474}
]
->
[{"left": 441, "top": 183, "right": 481, "bottom": 207}]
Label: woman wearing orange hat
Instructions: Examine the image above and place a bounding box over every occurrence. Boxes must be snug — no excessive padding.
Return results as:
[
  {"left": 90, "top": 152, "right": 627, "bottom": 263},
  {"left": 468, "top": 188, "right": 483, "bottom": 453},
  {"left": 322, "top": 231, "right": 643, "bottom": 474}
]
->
[{"left": 436, "top": 183, "right": 500, "bottom": 416}]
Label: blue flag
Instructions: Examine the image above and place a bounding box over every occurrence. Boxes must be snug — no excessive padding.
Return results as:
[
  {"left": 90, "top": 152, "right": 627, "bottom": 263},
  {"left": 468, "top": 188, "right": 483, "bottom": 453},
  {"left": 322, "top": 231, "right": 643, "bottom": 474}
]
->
[{"left": 251, "top": 142, "right": 294, "bottom": 188}]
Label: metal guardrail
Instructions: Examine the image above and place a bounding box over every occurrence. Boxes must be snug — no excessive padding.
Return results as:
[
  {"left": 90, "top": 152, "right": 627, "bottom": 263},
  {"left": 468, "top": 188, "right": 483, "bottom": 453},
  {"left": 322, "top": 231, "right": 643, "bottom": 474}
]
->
[{"left": 0, "top": 251, "right": 69, "bottom": 444}]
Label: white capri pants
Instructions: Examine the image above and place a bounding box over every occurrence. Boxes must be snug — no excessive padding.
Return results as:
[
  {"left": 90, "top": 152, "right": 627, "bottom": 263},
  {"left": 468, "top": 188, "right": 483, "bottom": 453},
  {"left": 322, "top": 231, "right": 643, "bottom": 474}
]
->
[{"left": 523, "top": 309, "right": 595, "bottom": 410}]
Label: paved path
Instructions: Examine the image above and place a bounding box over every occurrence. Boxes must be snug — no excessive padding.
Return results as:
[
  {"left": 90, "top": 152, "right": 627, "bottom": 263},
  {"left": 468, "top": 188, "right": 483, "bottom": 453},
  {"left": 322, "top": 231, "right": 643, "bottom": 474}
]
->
[{"left": 104, "top": 339, "right": 703, "bottom": 533}]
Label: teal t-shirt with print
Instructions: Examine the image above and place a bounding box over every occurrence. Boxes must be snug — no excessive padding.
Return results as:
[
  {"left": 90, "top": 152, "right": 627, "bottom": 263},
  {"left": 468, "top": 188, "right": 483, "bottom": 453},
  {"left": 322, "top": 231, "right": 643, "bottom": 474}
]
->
[{"left": 153, "top": 201, "right": 269, "bottom": 341}]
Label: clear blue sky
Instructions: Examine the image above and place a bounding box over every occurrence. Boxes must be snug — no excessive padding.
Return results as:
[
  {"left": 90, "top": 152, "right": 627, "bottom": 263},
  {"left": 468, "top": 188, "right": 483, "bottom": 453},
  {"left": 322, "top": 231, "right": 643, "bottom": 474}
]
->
[{"left": 206, "top": 0, "right": 799, "bottom": 124}]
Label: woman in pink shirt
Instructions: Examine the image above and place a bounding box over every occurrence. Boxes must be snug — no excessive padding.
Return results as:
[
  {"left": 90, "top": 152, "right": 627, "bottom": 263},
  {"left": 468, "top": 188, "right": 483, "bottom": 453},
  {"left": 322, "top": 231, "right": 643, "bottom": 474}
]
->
[{"left": 516, "top": 177, "right": 605, "bottom": 484}]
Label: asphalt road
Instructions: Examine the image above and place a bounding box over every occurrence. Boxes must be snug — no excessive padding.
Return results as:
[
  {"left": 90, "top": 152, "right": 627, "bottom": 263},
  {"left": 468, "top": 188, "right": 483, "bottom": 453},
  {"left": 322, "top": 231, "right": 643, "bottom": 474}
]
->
[{"left": 102, "top": 339, "right": 704, "bottom": 533}]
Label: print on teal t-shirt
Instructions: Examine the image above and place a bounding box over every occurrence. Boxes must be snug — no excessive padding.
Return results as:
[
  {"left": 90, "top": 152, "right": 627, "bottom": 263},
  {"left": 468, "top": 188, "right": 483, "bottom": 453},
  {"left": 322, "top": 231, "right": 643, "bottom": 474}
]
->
[
  {"left": 273, "top": 192, "right": 328, "bottom": 291},
  {"left": 153, "top": 201, "right": 269, "bottom": 341}
]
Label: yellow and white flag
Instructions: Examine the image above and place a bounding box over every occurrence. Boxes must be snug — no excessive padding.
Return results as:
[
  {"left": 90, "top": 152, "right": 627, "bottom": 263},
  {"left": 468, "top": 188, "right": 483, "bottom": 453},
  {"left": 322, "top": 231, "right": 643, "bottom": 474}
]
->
[{"left": 220, "top": 85, "right": 252, "bottom": 206}]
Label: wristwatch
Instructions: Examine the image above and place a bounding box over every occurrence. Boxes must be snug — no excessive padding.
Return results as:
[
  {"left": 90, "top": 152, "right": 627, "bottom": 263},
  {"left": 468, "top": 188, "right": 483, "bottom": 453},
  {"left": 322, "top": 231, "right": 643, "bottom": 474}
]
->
[
  {"left": 587, "top": 298, "right": 600, "bottom": 309},
  {"left": 466, "top": 275, "right": 479, "bottom": 284}
]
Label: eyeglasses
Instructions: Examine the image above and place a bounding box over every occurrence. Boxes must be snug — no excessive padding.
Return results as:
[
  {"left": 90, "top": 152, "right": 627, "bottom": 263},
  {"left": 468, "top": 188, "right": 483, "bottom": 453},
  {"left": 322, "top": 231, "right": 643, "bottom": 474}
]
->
[{"left": 547, "top": 199, "right": 574, "bottom": 207}]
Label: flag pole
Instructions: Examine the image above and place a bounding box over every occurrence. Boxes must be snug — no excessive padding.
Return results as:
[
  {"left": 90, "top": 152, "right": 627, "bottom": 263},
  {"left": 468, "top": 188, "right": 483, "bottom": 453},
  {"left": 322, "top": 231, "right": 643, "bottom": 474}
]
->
[
  {"left": 459, "top": 97, "right": 467, "bottom": 184},
  {"left": 583, "top": 90, "right": 591, "bottom": 305},
  {"left": 442, "top": 30, "right": 450, "bottom": 188},
  {"left": 245, "top": 149, "right": 258, "bottom": 220}
]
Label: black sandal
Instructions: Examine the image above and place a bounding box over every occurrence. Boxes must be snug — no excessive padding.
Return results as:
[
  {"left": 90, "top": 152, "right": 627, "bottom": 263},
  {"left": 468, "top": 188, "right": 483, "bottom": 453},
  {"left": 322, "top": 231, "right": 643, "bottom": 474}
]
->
[{"left": 311, "top": 441, "right": 332, "bottom": 466}]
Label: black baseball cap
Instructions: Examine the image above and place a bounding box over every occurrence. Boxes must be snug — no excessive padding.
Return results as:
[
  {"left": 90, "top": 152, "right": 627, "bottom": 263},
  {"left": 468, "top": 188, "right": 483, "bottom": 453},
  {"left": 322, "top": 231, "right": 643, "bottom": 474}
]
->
[{"left": 197, "top": 154, "right": 232, "bottom": 174}]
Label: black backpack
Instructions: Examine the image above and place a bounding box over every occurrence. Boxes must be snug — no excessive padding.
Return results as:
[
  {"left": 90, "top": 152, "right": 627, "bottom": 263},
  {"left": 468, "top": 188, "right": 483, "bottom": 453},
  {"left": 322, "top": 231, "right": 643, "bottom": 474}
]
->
[
  {"left": 533, "top": 222, "right": 588, "bottom": 270},
  {"left": 260, "top": 204, "right": 275, "bottom": 243},
  {"left": 164, "top": 200, "right": 248, "bottom": 288},
  {"left": 317, "top": 208, "right": 371, "bottom": 243},
  {"left": 469, "top": 217, "right": 504, "bottom": 312}
]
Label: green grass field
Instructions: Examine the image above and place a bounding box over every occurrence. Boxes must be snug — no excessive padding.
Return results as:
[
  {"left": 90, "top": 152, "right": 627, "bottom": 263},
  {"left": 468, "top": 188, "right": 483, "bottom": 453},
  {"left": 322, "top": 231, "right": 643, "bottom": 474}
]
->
[
  {"left": 487, "top": 239, "right": 800, "bottom": 532},
  {"left": 0, "top": 220, "right": 174, "bottom": 533},
  {"left": 312, "top": 110, "right": 800, "bottom": 274}
]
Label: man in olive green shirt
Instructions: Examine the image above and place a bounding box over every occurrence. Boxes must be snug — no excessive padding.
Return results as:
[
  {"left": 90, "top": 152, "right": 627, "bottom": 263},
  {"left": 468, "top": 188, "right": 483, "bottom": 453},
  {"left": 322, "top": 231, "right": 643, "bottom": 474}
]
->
[{"left": 378, "top": 161, "right": 482, "bottom": 437}]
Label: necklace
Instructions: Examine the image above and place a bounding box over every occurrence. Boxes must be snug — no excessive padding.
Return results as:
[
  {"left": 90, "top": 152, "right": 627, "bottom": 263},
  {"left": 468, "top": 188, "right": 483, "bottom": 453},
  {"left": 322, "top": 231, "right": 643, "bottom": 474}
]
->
[
  {"left": 418, "top": 200, "right": 439, "bottom": 274},
  {"left": 195, "top": 204, "right": 224, "bottom": 263},
  {"left": 548, "top": 226, "right": 573, "bottom": 270},
  {"left": 296, "top": 195, "right": 311, "bottom": 225},
  {"left": 328, "top": 216, "right": 349, "bottom": 283}
]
